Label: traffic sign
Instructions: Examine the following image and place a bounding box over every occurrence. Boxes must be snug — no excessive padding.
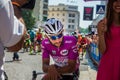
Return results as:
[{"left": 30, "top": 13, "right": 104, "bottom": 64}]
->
[{"left": 96, "top": 5, "right": 105, "bottom": 14}]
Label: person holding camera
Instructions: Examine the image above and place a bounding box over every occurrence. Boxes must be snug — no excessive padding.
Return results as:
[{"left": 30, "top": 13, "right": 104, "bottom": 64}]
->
[{"left": 0, "top": 0, "right": 30, "bottom": 79}]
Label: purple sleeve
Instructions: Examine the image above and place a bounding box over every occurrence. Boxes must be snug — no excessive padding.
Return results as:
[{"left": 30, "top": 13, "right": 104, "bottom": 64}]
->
[
  {"left": 68, "top": 37, "right": 79, "bottom": 60},
  {"left": 41, "top": 40, "right": 50, "bottom": 59}
]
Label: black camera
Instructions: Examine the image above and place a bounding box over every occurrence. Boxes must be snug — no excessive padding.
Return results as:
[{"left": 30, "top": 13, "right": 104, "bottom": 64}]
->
[{"left": 21, "top": 0, "right": 36, "bottom": 10}]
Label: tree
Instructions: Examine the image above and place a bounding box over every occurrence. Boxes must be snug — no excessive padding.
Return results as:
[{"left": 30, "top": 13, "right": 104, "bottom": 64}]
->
[
  {"left": 79, "top": 27, "right": 89, "bottom": 34},
  {"left": 22, "top": 9, "right": 36, "bottom": 30}
]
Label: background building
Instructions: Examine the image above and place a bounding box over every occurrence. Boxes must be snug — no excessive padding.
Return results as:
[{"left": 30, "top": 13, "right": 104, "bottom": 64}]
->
[
  {"left": 88, "top": 1, "right": 106, "bottom": 34},
  {"left": 33, "top": 0, "right": 48, "bottom": 27},
  {"left": 48, "top": 4, "right": 80, "bottom": 34}
]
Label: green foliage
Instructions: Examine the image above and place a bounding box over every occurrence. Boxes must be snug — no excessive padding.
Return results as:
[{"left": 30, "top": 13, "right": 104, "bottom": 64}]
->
[
  {"left": 79, "top": 27, "right": 89, "bottom": 34},
  {"left": 21, "top": 9, "right": 36, "bottom": 30}
]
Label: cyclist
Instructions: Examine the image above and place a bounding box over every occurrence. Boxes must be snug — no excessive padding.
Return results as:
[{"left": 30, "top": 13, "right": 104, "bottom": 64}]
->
[
  {"left": 34, "top": 28, "right": 43, "bottom": 53},
  {"left": 80, "top": 35, "right": 87, "bottom": 60},
  {"left": 28, "top": 30, "right": 36, "bottom": 54},
  {"left": 41, "top": 18, "right": 79, "bottom": 80}
]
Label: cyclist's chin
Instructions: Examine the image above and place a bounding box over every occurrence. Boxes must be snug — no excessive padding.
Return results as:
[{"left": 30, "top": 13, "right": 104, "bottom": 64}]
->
[{"left": 54, "top": 43, "right": 61, "bottom": 47}]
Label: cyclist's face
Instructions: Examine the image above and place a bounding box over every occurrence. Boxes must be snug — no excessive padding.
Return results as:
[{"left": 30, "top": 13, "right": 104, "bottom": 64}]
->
[{"left": 48, "top": 33, "right": 63, "bottom": 47}]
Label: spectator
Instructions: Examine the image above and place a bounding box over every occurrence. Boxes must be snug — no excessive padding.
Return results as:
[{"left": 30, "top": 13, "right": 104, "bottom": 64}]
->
[
  {"left": 97, "top": 0, "right": 120, "bottom": 80},
  {"left": 0, "top": 0, "right": 27, "bottom": 79}
]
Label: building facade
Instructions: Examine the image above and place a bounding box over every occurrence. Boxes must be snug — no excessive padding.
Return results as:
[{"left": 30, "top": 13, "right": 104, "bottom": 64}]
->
[
  {"left": 33, "top": 0, "right": 48, "bottom": 27},
  {"left": 89, "top": 1, "right": 106, "bottom": 34},
  {"left": 48, "top": 4, "right": 80, "bottom": 34}
]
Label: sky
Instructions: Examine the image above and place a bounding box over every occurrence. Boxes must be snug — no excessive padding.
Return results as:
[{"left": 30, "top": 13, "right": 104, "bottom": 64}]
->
[{"left": 48, "top": 0, "right": 105, "bottom": 28}]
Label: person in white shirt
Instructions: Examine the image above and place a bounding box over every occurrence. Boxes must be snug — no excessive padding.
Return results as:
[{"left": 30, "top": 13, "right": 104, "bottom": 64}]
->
[{"left": 0, "top": 0, "right": 27, "bottom": 79}]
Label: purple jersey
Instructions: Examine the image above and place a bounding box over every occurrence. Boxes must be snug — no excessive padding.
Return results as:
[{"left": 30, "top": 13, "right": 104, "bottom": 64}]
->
[{"left": 41, "top": 36, "right": 79, "bottom": 67}]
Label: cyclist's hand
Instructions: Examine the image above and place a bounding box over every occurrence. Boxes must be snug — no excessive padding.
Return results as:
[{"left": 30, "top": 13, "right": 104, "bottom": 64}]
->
[
  {"left": 43, "top": 65, "right": 61, "bottom": 80},
  {"left": 97, "top": 18, "right": 107, "bottom": 36}
]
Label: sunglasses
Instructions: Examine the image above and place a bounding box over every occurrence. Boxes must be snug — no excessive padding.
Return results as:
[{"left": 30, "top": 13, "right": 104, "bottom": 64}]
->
[{"left": 49, "top": 33, "right": 63, "bottom": 40}]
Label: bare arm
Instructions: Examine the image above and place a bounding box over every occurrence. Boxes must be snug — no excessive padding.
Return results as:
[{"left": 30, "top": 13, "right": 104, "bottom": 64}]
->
[
  {"left": 42, "top": 58, "right": 76, "bottom": 80},
  {"left": 42, "top": 58, "right": 76, "bottom": 74},
  {"left": 42, "top": 58, "right": 61, "bottom": 80},
  {"left": 97, "top": 18, "right": 107, "bottom": 54},
  {"left": 98, "top": 34, "right": 106, "bottom": 54},
  {"left": 56, "top": 60, "right": 76, "bottom": 74}
]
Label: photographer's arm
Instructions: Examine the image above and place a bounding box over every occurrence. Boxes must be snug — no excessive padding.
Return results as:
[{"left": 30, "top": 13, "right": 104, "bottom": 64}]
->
[{"left": 7, "top": 3, "right": 26, "bottom": 52}]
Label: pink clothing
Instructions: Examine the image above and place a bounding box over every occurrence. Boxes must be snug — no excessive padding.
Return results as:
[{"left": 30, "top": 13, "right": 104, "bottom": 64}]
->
[
  {"left": 97, "top": 24, "right": 120, "bottom": 80},
  {"left": 42, "top": 36, "right": 79, "bottom": 67}
]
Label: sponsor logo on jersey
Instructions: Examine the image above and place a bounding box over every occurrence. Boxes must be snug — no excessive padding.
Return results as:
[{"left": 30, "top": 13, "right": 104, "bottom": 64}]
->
[
  {"left": 45, "top": 41, "right": 50, "bottom": 44},
  {"left": 41, "top": 45, "right": 45, "bottom": 48},
  {"left": 60, "top": 49, "right": 68, "bottom": 56},
  {"left": 52, "top": 50, "right": 56, "bottom": 55},
  {"left": 73, "top": 48, "right": 77, "bottom": 53},
  {"left": 72, "top": 45, "right": 77, "bottom": 49},
  {"left": 65, "top": 40, "right": 72, "bottom": 43}
]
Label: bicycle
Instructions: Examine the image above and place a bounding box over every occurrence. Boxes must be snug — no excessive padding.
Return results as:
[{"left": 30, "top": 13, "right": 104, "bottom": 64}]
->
[
  {"left": 32, "top": 70, "right": 79, "bottom": 80},
  {"left": 32, "top": 70, "right": 45, "bottom": 80}
]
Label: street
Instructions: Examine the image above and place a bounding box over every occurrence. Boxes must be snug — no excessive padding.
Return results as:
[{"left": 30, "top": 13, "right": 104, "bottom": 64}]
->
[
  {"left": 4, "top": 50, "right": 97, "bottom": 80},
  {"left": 4, "top": 50, "right": 42, "bottom": 80}
]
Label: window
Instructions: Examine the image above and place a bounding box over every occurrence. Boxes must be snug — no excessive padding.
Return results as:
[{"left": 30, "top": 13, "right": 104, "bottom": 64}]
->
[
  {"left": 44, "top": 0, "right": 48, "bottom": 3},
  {"left": 68, "top": 19, "right": 75, "bottom": 23},
  {"left": 57, "top": 13, "right": 59, "bottom": 16},
  {"left": 63, "top": 13, "right": 65, "bottom": 16},
  {"left": 43, "top": 4, "right": 48, "bottom": 9},
  {"left": 57, "top": 8, "right": 59, "bottom": 11},
  {"left": 68, "top": 6, "right": 77, "bottom": 10},
  {"left": 43, "top": 16, "right": 47, "bottom": 21},
  {"left": 72, "top": 25, "right": 74, "bottom": 29},
  {"left": 43, "top": 10, "right": 47, "bottom": 15},
  {"left": 69, "top": 13, "right": 75, "bottom": 17},
  {"left": 72, "top": 19, "right": 75, "bottom": 23},
  {"left": 68, "top": 25, "right": 75, "bottom": 29},
  {"left": 68, "top": 25, "right": 71, "bottom": 29},
  {"left": 52, "top": 13, "right": 54, "bottom": 16}
]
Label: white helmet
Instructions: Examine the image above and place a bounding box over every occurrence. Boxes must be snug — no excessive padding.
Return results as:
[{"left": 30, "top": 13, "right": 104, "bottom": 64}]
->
[{"left": 44, "top": 18, "right": 63, "bottom": 35}]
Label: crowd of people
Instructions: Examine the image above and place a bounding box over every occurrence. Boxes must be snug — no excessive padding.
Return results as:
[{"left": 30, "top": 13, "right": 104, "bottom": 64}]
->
[
  {"left": 23, "top": 28, "right": 43, "bottom": 54},
  {"left": 1, "top": 0, "right": 120, "bottom": 80}
]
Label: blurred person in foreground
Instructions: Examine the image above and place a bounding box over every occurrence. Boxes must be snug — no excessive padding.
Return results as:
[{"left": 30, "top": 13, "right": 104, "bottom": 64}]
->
[
  {"left": 0, "top": 0, "right": 28, "bottom": 79},
  {"left": 97, "top": 0, "right": 120, "bottom": 80},
  {"left": 41, "top": 18, "right": 79, "bottom": 80}
]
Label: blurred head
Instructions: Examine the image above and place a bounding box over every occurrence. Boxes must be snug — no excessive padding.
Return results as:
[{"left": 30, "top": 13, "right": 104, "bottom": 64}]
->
[{"left": 44, "top": 18, "right": 64, "bottom": 47}]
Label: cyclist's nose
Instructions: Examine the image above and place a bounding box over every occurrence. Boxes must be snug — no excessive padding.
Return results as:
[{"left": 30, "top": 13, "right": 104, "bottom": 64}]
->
[{"left": 55, "top": 38, "right": 61, "bottom": 42}]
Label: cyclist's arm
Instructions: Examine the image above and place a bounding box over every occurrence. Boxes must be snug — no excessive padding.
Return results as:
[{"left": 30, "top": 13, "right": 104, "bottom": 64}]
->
[
  {"left": 42, "top": 58, "right": 50, "bottom": 73},
  {"left": 56, "top": 59, "right": 76, "bottom": 74},
  {"left": 42, "top": 58, "right": 76, "bottom": 74}
]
